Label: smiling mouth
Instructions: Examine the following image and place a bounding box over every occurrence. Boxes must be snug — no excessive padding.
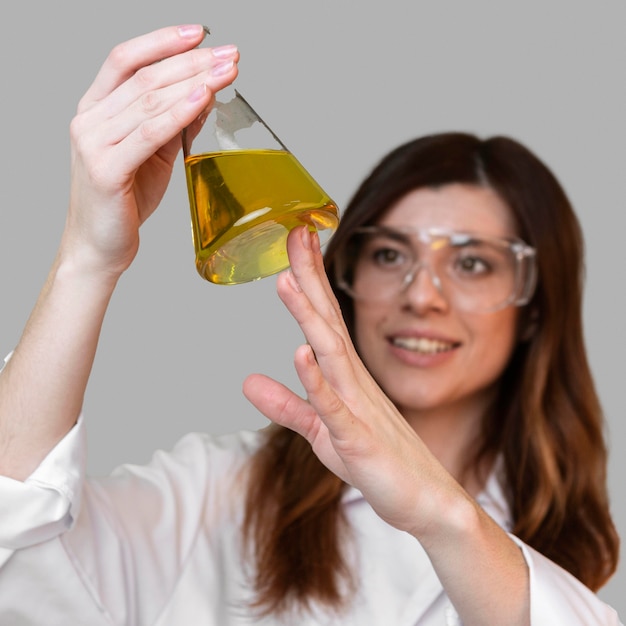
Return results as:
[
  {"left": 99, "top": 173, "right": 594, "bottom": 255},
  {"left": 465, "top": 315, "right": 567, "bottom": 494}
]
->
[{"left": 390, "top": 337, "right": 458, "bottom": 354}]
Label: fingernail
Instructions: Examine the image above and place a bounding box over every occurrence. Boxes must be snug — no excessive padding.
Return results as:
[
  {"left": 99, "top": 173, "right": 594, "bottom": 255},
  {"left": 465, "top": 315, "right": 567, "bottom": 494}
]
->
[
  {"left": 311, "top": 229, "right": 320, "bottom": 252},
  {"left": 212, "top": 44, "right": 238, "bottom": 59},
  {"left": 188, "top": 83, "right": 208, "bottom": 102},
  {"left": 178, "top": 24, "right": 205, "bottom": 39},
  {"left": 286, "top": 269, "right": 302, "bottom": 292},
  {"left": 306, "top": 344, "right": 317, "bottom": 365},
  {"left": 211, "top": 59, "right": 234, "bottom": 76}
]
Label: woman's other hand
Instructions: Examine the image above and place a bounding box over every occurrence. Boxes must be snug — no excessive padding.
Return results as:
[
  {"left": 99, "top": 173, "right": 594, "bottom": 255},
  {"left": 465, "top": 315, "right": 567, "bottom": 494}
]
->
[{"left": 0, "top": 26, "right": 238, "bottom": 480}]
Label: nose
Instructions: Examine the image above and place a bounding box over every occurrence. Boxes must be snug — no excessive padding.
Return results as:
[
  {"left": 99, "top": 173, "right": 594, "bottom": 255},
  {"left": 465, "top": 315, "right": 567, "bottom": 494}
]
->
[{"left": 401, "top": 262, "right": 450, "bottom": 314}]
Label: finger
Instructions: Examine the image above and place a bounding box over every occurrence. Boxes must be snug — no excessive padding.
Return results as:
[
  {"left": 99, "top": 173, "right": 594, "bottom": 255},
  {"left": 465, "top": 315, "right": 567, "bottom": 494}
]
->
[
  {"left": 89, "top": 54, "right": 239, "bottom": 151},
  {"left": 301, "top": 228, "right": 339, "bottom": 304},
  {"left": 71, "top": 61, "right": 238, "bottom": 190},
  {"left": 293, "top": 325, "right": 396, "bottom": 434},
  {"left": 293, "top": 343, "right": 357, "bottom": 437},
  {"left": 291, "top": 227, "right": 342, "bottom": 316},
  {"left": 244, "top": 362, "right": 354, "bottom": 485},
  {"left": 276, "top": 268, "right": 368, "bottom": 401},
  {"left": 280, "top": 227, "right": 348, "bottom": 336},
  {"left": 278, "top": 258, "right": 392, "bottom": 409},
  {"left": 277, "top": 228, "right": 363, "bottom": 367},
  {"left": 79, "top": 25, "right": 207, "bottom": 110},
  {"left": 242, "top": 373, "right": 321, "bottom": 442},
  {"left": 277, "top": 268, "right": 348, "bottom": 360},
  {"left": 91, "top": 45, "right": 239, "bottom": 133}
]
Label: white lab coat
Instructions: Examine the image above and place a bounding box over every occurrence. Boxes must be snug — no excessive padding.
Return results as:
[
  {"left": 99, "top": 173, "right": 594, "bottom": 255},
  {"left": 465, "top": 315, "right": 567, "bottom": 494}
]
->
[{"left": 0, "top": 413, "right": 622, "bottom": 626}]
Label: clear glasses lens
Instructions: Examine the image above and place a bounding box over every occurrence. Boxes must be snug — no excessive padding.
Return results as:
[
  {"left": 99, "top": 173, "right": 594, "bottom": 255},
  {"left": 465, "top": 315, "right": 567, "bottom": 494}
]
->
[{"left": 335, "top": 227, "right": 536, "bottom": 312}]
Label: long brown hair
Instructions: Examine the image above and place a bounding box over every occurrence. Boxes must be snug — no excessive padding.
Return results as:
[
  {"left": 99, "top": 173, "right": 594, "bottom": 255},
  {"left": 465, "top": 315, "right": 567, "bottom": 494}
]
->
[{"left": 242, "top": 132, "right": 620, "bottom": 616}]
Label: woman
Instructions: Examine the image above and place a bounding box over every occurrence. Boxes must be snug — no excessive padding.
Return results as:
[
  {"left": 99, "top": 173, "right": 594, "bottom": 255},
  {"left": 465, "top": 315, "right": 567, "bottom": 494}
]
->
[
  {"left": 0, "top": 25, "right": 621, "bottom": 625},
  {"left": 242, "top": 134, "right": 620, "bottom": 623}
]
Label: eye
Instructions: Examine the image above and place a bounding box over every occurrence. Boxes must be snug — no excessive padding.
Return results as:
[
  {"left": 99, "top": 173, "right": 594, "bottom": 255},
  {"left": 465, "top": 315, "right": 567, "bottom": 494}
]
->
[
  {"left": 372, "top": 246, "right": 405, "bottom": 267},
  {"left": 454, "top": 254, "right": 491, "bottom": 276},
  {"left": 361, "top": 236, "right": 414, "bottom": 271}
]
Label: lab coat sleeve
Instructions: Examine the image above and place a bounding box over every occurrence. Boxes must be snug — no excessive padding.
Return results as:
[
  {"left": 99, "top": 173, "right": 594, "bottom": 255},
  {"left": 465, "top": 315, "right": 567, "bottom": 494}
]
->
[
  {"left": 510, "top": 535, "right": 623, "bottom": 625},
  {"left": 0, "top": 413, "right": 86, "bottom": 568},
  {"left": 0, "top": 397, "right": 257, "bottom": 625}
]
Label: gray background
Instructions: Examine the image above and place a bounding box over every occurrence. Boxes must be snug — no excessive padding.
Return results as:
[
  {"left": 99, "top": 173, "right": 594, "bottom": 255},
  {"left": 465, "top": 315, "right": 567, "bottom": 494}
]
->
[{"left": 1, "top": 0, "right": 623, "bottom": 616}]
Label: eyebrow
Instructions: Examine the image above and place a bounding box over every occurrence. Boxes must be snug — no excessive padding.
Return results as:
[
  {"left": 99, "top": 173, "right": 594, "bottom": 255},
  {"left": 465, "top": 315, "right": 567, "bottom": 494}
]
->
[{"left": 364, "top": 226, "right": 413, "bottom": 244}]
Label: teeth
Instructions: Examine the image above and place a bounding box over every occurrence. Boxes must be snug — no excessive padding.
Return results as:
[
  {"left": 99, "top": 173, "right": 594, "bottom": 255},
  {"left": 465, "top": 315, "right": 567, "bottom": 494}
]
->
[{"left": 392, "top": 337, "right": 455, "bottom": 354}]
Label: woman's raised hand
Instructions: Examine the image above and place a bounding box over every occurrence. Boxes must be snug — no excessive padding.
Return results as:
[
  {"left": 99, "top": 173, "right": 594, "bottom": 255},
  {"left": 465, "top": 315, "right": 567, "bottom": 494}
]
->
[
  {"left": 63, "top": 25, "right": 239, "bottom": 277},
  {"left": 243, "top": 227, "right": 457, "bottom": 535},
  {"left": 243, "top": 228, "right": 531, "bottom": 624},
  {"left": 0, "top": 26, "right": 239, "bottom": 480}
]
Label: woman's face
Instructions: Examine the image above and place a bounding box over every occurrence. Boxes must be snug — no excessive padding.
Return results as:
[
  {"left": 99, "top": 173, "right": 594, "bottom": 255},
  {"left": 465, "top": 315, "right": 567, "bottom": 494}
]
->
[{"left": 352, "top": 183, "right": 522, "bottom": 422}]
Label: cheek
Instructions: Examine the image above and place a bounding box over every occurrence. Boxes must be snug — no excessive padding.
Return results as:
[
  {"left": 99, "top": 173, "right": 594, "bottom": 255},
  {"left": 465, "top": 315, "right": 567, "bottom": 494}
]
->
[
  {"left": 470, "top": 310, "right": 520, "bottom": 373},
  {"left": 352, "top": 303, "right": 386, "bottom": 361}
]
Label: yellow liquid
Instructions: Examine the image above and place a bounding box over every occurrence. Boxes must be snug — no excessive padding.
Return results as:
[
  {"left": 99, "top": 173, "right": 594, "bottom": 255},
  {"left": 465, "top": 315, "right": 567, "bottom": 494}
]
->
[{"left": 184, "top": 149, "right": 340, "bottom": 284}]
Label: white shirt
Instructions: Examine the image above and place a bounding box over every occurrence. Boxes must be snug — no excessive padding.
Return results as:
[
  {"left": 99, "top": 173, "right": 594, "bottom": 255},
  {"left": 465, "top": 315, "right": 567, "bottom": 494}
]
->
[{"left": 0, "top": 416, "right": 622, "bottom": 626}]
